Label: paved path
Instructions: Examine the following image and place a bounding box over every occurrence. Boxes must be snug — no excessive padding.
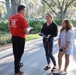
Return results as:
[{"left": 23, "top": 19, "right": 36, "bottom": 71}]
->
[{"left": 0, "top": 30, "right": 76, "bottom": 75}]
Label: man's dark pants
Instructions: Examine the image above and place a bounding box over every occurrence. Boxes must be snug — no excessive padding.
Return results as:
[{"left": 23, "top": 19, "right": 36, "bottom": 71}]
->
[{"left": 12, "top": 36, "right": 25, "bottom": 73}]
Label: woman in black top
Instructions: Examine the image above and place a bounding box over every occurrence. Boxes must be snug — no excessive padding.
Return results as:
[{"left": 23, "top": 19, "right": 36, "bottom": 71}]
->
[{"left": 40, "top": 13, "right": 58, "bottom": 71}]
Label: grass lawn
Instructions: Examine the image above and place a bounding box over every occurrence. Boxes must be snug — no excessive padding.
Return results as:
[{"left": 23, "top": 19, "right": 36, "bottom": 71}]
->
[
  {"left": 26, "top": 34, "right": 41, "bottom": 41},
  {"left": 0, "top": 31, "right": 41, "bottom": 45}
]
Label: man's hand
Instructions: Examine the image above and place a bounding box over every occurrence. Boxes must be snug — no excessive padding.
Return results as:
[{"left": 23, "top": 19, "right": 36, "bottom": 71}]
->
[{"left": 24, "top": 26, "right": 33, "bottom": 34}]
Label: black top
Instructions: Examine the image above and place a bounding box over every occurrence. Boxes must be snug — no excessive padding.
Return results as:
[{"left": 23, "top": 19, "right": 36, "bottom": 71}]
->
[{"left": 41, "top": 21, "right": 58, "bottom": 37}]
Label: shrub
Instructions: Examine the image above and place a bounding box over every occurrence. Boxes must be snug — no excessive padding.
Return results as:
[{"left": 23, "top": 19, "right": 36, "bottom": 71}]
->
[
  {"left": 54, "top": 18, "right": 61, "bottom": 25},
  {"left": 71, "top": 20, "right": 76, "bottom": 26},
  {"left": 0, "top": 32, "right": 11, "bottom": 45},
  {"left": 28, "top": 19, "right": 45, "bottom": 33},
  {"left": 0, "top": 22, "right": 9, "bottom": 32}
]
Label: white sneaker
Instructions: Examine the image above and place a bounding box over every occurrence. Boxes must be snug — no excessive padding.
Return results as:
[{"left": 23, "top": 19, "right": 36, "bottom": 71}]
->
[
  {"left": 52, "top": 69, "right": 59, "bottom": 73},
  {"left": 60, "top": 71, "right": 67, "bottom": 74}
]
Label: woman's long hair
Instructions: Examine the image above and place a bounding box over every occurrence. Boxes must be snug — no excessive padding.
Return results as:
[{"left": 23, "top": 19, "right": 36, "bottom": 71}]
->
[{"left": 60, "top": 19, "right": 73, "bottom": 32}]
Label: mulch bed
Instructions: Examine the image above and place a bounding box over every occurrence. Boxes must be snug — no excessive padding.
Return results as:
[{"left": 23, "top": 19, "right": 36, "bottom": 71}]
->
[{"left": 0, "top": 44, "right": 12, "bottom": 52}]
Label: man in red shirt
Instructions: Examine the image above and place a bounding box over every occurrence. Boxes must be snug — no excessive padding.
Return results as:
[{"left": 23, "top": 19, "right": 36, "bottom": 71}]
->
[{"left": 9, "top": 5, "right": 29, "bottom": 75}]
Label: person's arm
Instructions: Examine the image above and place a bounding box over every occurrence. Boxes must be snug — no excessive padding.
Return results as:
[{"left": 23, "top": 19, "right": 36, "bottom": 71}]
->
[
  {"left": 51, "top": 24, "right": 58, "bottom": 37},
  {"left": 58, "top": 38, "right": 62, "bottom": 49},
  {"left": 24, "top": 26, "right": 33, "bottom": 34},
  {"left": 58, "top": 32, "right": 63, "bottom": 49},
  {"left": 64, "top": 30, "right": 73, "bottom": 51},
  {"left": 41, "top": 24, "right": 45, "bottom": 33},
  {"left": 22, "top": 18, "right": 29, "bottom": 34},
  {"left": 39, "top": 24, "right": 45, "bottom": 36},
  {"left": 23, "top": 28, "right": 28, "bottom": 34}
]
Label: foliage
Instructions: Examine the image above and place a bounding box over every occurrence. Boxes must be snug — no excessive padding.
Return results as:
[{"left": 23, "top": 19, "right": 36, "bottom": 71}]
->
[
  {"left": 26, "top": 34, "right": 41, "bottom": 41},
  {"left": 54, "top": 18, "right": 61, "bottom": 25},
  {"left": 0, "top": 32, "right": 40, "bottom": 45},
  {"left": 42, "top": 0, "right": 76, "bottom": 21},
  {"left": 28, "top": 19, "right": 45, "bottom": 33},
  {"left": 0, "top": 22, "right": 9, "bottom": 32},
  {"left": 0, "top": 32, "right": 11, "bottom": 45},
  {"left": 71, "top": 20, "right": 76, "bottom": 27}
]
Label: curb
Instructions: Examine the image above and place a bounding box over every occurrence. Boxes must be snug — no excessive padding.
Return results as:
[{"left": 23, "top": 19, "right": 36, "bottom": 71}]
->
[{"left": 0, "top": 38, "right": 42, "bottom": 59}]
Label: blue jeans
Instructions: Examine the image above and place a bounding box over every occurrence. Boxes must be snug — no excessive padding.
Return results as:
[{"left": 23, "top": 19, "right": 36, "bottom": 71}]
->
[{"left": 43, "top": 37, "right": 56, "bottom": 66}]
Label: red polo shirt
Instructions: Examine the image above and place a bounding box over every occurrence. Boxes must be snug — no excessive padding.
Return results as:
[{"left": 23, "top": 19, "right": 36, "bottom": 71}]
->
[{"left": 9, "top": 14, "right": 28, "bottom": 38}]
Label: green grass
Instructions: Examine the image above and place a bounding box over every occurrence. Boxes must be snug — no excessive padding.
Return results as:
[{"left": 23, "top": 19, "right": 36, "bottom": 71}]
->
[
  {"left": 0, "top": 31, "right": 41, "bottom": 45},
  {"left": 26, "top": 34, "right": 41, "bottom": 41}
]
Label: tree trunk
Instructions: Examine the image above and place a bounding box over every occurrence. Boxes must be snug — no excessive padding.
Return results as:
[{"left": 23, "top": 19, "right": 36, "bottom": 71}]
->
[
  {"left": 5, "top": 0, "right": 10, "bottom": 19},
  {"left": 11, "top": 0, "right": 21, "bottom": 15},
  {"left": 11, "top": 0, "right": 17, "bottom": 15}
]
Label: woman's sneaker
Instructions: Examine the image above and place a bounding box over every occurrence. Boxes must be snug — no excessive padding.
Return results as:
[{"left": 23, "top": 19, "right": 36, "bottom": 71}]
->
[
  {"left": 52, "top": 69, "right": 59, "bottom": 74},
  {"left": 44, "top": 66, "right": 51, "bottom": 70},
  {"left": 60, "top": 71, "right": 67, "bottom": 74},
  {"left": 51, "top": 67, "right": 57, "bottom": 72}
]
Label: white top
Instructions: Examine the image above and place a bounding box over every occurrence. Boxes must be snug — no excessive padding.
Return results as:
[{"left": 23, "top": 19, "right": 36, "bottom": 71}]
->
[{"left": 59, "top": 30, "right": 74, "bottom": 54}]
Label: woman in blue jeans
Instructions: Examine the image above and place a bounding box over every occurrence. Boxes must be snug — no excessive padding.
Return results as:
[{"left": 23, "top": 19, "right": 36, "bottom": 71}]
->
[{"left": 40, "top": 13, "right": 58, "bottom": 71}]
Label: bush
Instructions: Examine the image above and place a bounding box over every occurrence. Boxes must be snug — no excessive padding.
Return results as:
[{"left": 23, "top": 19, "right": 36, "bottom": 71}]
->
[
  {"left": 54, "top": 19, "right": 61, "bottom": 25},
  {"left": 71, "top": 20, "right": 76, "bottom": 26},
  {"left": 28, "top": 19, "right": 45, "bottom": 33},
  {"left": 0, "top": 22, "right": 9, "bottom": 32},
  {"left": 0, "top": 32, "right": 11, "bottom": 45}
]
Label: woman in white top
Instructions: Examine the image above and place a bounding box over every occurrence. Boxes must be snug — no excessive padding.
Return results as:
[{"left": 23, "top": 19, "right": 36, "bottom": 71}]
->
[{"left": 58, "top": 19, "right": 73, "bottom": 74}]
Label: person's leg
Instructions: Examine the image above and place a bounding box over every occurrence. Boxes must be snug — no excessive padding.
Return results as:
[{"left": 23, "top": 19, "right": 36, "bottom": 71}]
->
[
  {"left": 17, "top": 37, "right": 25, "bottom": 64},
  {"left": 64, "top": 54, "right": 70, "bottom": 72},
  {"left": 12, "top": 36, "right": 25, "bottom": 73},
  {"left": 58, "top": 52, "right": 64, "bottom": 71},
  {"left": 48, "top": 38, "right": 56, "bottom": 67},
  {"left": 43, "top": 38, "right": 51, "bottom": 70},
  {"left": 12, "top": 36, "right": 20, "bottom": 73}
]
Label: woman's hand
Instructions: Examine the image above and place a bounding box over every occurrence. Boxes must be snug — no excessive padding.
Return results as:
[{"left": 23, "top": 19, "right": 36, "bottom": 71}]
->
[
  {"left": 46, "top": 34, "right": 51, "bottom": 39},
  {"left": 63, "top": 48, "right": 67, "bottom": 52}
]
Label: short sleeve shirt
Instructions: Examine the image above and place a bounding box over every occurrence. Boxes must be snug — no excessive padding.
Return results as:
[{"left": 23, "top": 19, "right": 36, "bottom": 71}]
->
[
  {"left": 9, "top": 14, "right": 28, "bottom": 38},
  {"left": 59, "top": 30, "right": 73, "bottom": 54}
]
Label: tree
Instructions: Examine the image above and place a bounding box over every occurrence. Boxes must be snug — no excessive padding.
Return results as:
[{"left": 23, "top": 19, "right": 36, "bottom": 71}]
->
[
  {"left": 42, "top": 0, "right": 76, "bottom": 21},
  {"left": 5, "top": 0, "right": 21, "bottom": 18},
  {"left": 11, "top": 0, "right": 21, "bottom": 15},
  {"left": 5, "top": 0, "right": 10, "bottom": 18}
]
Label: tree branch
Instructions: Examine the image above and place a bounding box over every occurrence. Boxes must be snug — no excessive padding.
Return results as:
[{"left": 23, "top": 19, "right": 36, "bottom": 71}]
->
[
  {"left": 67, "top": 0, "right": 76, "bottom": 7},
  {"left": 42, "top": 0, "right": 60, "bottom": 19},
  {"left": 57, "top": 0, "right": 61, "bottom": 8}
]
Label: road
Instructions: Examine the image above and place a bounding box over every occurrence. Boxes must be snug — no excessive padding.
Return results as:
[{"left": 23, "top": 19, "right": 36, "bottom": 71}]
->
[{"left": 0, "top": 30, "right": 76, "bottom": 75}]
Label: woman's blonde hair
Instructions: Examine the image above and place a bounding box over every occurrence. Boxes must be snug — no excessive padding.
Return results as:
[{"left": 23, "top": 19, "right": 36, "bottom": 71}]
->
[
  {"left": 46, "top": 13, "right": 53, "bottom": 18},
  {"left": 60, "top": 19, "right": 73, "bottom": 32}
]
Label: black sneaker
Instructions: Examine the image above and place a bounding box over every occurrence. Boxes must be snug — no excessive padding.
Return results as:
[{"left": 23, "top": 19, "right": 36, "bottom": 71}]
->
[
  {"left": 19, "top": 62, "right": 23, "bottom": 68},
  {"left": 15, "top": 70, "right": 24, "bottom": 75},
  {"left": 44, "top": 66, "right": 51, "bottom": 70}
]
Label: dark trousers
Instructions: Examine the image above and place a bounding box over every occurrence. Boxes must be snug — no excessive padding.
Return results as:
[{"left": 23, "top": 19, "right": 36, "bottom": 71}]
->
[
  {"left": 12, "top": 36, "right": 25, "bottom": 73},
  {"left": 43, "top": 37, "right": 56, "bottom": 66}
]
